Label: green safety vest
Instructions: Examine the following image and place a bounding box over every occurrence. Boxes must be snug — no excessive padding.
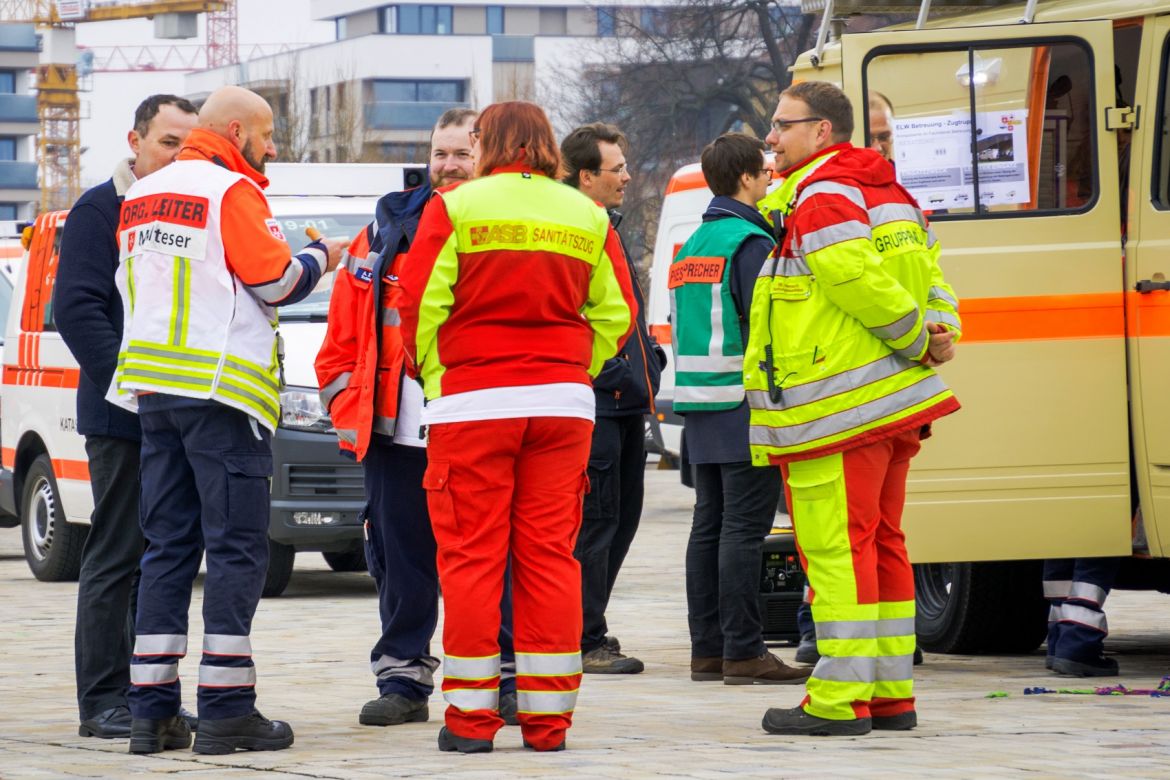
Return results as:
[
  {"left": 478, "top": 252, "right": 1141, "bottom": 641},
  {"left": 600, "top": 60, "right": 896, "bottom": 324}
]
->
[{"left": 669, "top": 215, "right": 773, "bottom": 412}]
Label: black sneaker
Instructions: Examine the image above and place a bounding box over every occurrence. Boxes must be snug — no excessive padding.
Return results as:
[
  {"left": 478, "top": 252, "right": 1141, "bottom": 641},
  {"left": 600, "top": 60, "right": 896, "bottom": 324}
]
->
[
  {"left": 604, "top": 635, "right": 621, "bottom": 654},
  {"left": 1051, "top": 655, "right": 1119, "bottom": 677},
  {"left": 761, "top": 706, "right": 872, "bottom": 736},
  {"left": 499, "top": 690, "right": 519, "bottom": 726},
  {"left": 359, "top": 693, "right": 429, "bottom": 726},
  {"left": 794, "top": 638, "right": 820, "bottom": 666},
  {"left": 180, "top": 706, "right": 199, "bottom": 732},
  {"left": 872, "top": 711, "right": 917, "bottom": 731},
  {"left": 913, "top": 647, "right": 924, "bottom": 666},
  {"left": 437, "top": 726, "right": 493, "bottom": 754},
  {"left": 192, "top": 710, "right": 293, "bottom": 754},
  {"left": 129, "top": 715, "right": 192, "bottom": 754},
  {"left": 582, "top": 646, "right": 644, "bottom": 674},
  {"left": 80, "top": 705, "right": 132, "bottom": 739}
]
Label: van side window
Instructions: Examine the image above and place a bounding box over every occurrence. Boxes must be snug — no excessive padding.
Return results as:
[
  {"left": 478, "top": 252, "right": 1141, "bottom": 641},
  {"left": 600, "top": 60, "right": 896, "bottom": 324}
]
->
[
  {"left": 864, "top": 40, "right": 1095, "bottom": 218},
  {"left": 1149, "top": 33, "right": 1170, "bottom": 209}
]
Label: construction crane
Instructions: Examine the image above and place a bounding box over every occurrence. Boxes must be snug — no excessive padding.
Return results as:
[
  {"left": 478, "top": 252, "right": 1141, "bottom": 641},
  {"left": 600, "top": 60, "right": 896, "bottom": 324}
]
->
[{"left": 0, "top": 1, "right": 234, "bottom": 211}]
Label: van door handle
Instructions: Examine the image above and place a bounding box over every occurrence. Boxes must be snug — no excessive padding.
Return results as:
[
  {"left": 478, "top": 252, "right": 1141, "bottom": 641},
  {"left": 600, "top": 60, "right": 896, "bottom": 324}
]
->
[{"left": 1135, "top": 279, "right": 1170, "bottom": 293}]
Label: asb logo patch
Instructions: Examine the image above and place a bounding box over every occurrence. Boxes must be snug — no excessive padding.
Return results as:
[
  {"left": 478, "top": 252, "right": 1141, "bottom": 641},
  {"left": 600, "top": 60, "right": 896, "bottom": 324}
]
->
[
  {"left": 265, "top": 219, "right": 287, "bottom": 242},
  {"left": 468, "top": 223, "right": 527, "bottom": 247},
  {"left": 356, "top": 267, "right": 374, "bottom": 282}
]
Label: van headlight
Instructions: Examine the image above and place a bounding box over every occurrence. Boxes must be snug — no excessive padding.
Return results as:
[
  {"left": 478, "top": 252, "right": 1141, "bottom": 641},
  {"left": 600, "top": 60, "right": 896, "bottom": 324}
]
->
[{"left": 280, "top": 387, "right": 331, "bottom": 432}]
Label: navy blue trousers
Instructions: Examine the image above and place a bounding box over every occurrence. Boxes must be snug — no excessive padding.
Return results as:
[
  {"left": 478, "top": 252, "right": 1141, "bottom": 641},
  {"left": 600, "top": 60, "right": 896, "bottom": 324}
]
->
[
  {"left": 363, "top": 438, "right": 515, "bottom": 701},
  {"left": 1044, "top": 557, "right": 1122, "bottom": 663},
  {"left": 128, "top": 403, "right": 272, "bottom": 720}
]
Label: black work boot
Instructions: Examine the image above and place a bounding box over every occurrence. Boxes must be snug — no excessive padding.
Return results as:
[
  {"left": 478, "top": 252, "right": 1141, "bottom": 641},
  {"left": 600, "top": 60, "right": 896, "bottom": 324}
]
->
[
  {"left": 762, "top": 706, "right": 872, "bottom": 736},
  {"left": 80, "top": 705, "right": 132, "bottom": 739},
  {"left": 1051, "top": 655, "right": 1119, "bottom": 677},
  {"left": 582, "top": 645, "right": 644, "bottom": 674},
  {"left": 872, "top": 710, "right": 918, "bottom": 731},
  {"left": 604, "top": 635, "right": 621, "bottom": 653},
  {"left": 359, "top": 693, "right": 429, "bottom": 726},
  {"left": 192, "top": 710, "right": 293, "bottom": 754},
  {"left": 129, "top": 715, "right": 193, "bottom": 754},
  {"left": 499, "top": 690, "right": 519, "bottom": 726},
  {"left": 437, "top": 726, "right": 493, "bottom": 754}
]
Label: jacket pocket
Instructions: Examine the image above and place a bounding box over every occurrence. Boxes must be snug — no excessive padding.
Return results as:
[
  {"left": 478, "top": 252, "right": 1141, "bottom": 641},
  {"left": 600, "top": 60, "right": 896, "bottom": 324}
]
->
[
  {"left": 582, "top": 458, "right": 613, "bottom": 521},
  {"left": 422, "top": 460, "right": 461, "bottom": 546}
]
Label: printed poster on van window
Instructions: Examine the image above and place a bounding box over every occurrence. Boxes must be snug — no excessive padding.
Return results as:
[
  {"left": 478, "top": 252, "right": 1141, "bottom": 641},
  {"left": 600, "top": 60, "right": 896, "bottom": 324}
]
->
[{"left": 891, "top": 110, "right": 1029, "bottom": 209}]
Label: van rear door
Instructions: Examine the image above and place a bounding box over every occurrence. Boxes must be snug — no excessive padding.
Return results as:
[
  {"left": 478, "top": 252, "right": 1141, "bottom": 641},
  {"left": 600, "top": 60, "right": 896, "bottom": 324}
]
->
[{"left": 840, "top": 20, "right": 1131, "bottom": 562}]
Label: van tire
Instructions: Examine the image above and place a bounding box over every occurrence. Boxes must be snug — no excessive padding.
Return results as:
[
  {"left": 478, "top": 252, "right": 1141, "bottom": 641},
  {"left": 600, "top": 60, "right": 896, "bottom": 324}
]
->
[
  {"left": 21, "top": 454, "right": 86, "bottom": 582},
  {"left": 914, "top": 561, "right": 1048, "bottom": 654},
  {"left": 262, "top": 539, "right": 295, "bottom": 597},
  {"left": 322, "top": 546, "right": 366, "bottom": 572}
]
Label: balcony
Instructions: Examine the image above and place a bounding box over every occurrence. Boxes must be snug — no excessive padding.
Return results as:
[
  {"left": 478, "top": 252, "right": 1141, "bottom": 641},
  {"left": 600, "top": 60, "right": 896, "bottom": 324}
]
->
[
  {"left": 0, "top": 25, "right": 39, "bottom": 53},
  {"left": 365, "top": 101, "right": 469, "bottom": 131},
  {"left": 0, "top": 94, "right": 38, "bottom": 124},
  {"left": 0, "top": 161, "right": 38, "bottom": 190}
]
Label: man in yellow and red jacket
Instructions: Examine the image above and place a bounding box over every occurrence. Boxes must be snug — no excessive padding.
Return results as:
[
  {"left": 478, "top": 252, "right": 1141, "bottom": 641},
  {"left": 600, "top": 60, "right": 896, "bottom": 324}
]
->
[
  {"left": 315, "top": 109, "right": 519, "bottom": 728},
  {"left": 747, "top": 82, "right": 960, "bottom": 737}
]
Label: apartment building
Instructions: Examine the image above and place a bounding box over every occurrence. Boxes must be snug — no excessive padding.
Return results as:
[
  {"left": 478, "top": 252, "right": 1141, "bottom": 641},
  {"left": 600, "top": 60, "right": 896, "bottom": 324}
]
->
[{"left": 0, "top": 24, "right": 39, "bottom": 221}]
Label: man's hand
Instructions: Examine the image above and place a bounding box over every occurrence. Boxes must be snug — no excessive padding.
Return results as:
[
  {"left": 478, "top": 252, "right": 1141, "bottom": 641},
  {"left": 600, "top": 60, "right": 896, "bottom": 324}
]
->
[
  {"left": 922, "top": 321, "right": 957, "bottom": 367},
  {"left": 321, "top": 237, "right": 348, "bottom": 273}
]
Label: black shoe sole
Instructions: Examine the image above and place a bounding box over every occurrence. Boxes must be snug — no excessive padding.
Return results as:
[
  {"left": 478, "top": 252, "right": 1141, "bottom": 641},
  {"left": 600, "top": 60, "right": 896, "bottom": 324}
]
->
[
  {"left": 129, "top": 733, "right": 192, "bottom": 754},
  {"left": 872, "top": 712, "right": 917, "bottom": 731},
  {"left": 79, "top": 724, "right": 131, "bottom": 739},
  {"left": 192, "top": 732, "right": 294, "bottom": 755},
  {"left": 437, "top": 727, "right": 493, "bottom": 754},
  {"left": 359, "top": 706, "right": 429, "bottom": 726},
  {"left": 1050, "top": 657, "right": 1119, "bottom": 677},
  {"left": 724, "top": 675, "right": 809, "bottom": 685},
  {"left": 582, "top": 664, "right": 644, "bottom": 674},
  {"left": 762, "top": 713, "right": 873, "bottom": 736}
]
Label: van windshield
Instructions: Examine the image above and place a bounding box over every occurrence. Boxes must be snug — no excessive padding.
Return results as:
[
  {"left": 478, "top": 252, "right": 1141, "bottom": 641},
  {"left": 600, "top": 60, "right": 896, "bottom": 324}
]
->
[{"left": 278, "top": 214, "right": 371, "bottom": 320}]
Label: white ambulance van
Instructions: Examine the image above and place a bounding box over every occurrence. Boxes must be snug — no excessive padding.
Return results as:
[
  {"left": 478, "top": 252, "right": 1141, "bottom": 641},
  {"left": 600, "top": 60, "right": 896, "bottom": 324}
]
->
[{"left": 0, "top": 163, "right": 424, "bottom": 594}]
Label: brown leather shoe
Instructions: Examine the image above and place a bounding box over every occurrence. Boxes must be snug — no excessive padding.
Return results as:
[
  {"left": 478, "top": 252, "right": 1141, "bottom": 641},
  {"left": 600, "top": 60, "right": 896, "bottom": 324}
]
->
[
  {"left": 723, "top": 652, "right": 810, "bottom": 685},
  {"left": 690, "top": 657, "right": 723, "bottom": 682}
]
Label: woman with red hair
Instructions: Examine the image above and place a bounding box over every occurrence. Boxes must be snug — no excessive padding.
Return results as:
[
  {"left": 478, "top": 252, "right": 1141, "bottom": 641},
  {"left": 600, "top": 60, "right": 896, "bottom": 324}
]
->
[{"left": 399, "top": 101, "right": 636, "bottom": 754}]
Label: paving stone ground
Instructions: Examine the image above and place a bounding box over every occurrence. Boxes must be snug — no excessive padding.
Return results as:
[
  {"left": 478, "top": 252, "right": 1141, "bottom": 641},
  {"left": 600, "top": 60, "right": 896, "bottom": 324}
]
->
[{"left": 2, "top": 467, "right": 1169, "bottom": 778}]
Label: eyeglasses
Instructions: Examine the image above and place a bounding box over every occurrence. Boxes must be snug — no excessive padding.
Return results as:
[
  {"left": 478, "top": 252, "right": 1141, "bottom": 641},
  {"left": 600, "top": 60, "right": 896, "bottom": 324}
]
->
[
  {"left": 469, "top": 127, "right": 482, "bottom": 141},
  {"left": 770, "top": 117, "right": 824, "bottom": 133},
  {"left": 594, "top": 164, "right": 628, "bottom": 176},
  {"left": 870, "top": 131, "right": 893, "bottom": 144}
]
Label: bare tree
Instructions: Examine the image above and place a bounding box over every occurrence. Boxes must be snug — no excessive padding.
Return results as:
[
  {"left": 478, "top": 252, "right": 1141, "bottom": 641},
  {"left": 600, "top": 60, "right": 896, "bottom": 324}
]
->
[{"left": 271, "top": 52, "right": 311, "bottom": 163}]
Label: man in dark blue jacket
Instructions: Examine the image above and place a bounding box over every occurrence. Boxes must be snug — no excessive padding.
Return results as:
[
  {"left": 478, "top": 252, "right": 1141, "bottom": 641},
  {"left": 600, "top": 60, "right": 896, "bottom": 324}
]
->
[
  {"left": 561, "top": 123, "right": 666, "bottom": 674},
  {"left": 54, "top": 94, "right": 198, "bottom": 739}
]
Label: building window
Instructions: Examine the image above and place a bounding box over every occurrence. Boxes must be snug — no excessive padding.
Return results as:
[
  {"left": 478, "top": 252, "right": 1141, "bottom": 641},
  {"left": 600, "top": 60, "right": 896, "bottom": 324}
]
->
[
  {"left": 640, "top": 7, "right": 669, "bottom": 36},
  {"left": 0, "top": 204, "right": 16, "bottom": 220},
  {"left": 380, "top": 142, "right": 427, "bottom": 163},
  {"left": 336, "top": 16, "right": 347, "bottom": 39},
  {"left": 540, "top": 7, "right": 566, "bottom": 35},
  {"left": 383, "top": 5, "right": 452, "bottom": 35},
  {"left": 597, "top": 7, "right": 616, "bottom": 37},
  {"left": 486, "top": 5, "right": 504, "bottom": 35},
  {"left": 0, "top": 71, "right": 15, "bottom": 93},
  {"left": 0, "top": 137, "right": 15, "bottom": 161},
  {"left": 373, "top": 79, "right": 463, "bottom": 103}
]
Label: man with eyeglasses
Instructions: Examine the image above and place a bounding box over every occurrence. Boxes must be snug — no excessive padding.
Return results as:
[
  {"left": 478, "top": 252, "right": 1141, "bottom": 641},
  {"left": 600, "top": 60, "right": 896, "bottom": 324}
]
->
[
  {"left": 747, "top": 81, "right": 960, "bottom": 737},
  {"left": 868, "top": 92, "right": 896, "bottom": 163},
  {"left": 560, "top": 122, "right": 666, "bottom": 675}
]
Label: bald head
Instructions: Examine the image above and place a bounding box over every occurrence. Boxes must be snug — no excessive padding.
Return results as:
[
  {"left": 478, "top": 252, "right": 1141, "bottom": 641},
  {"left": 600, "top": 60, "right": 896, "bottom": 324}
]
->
[{"left": 199, "top": 85, "right": 277, "bottom": 174}]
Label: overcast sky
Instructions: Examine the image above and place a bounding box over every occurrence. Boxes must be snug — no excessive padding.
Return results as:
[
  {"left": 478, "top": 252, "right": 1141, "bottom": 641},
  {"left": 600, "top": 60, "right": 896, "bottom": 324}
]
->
[{"left": 76, "top": 0, "right": 335, "bottom": 185}]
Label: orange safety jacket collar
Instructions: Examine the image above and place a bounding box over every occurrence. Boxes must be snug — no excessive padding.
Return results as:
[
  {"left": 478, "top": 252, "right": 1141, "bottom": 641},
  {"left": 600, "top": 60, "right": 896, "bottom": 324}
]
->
[{"left": 177, "top": 127, "right": 270, "bottom": 190}]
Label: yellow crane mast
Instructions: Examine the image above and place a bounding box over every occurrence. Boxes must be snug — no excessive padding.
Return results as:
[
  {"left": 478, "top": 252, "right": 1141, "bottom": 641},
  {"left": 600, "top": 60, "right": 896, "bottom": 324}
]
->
[{"left": 0, "top": 1, "right": 228, "bottom": 211}]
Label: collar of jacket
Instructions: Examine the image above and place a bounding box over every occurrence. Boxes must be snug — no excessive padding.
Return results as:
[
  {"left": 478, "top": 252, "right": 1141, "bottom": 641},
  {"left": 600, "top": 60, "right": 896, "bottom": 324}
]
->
[
  {"left": 176, "top": 127, "right": 270, "bottom": 189},
  {"left": 607, "top": 208, "right": 623, "bottom": 229},
  {"left": 761, "top": 143, "right": 851, "bottom": 222},
  {"left": 112, "top": 157, "right": 136, "bottom": 197},
  {"left": 485, "top": 162, "right": 548, "bottom": 178},
  {"left": 704, "top": 195, "right": 771, "bottom": 233}
]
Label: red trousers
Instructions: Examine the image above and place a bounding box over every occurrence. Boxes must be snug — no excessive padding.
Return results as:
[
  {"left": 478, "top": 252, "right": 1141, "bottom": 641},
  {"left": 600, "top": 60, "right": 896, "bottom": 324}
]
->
[{"left": 425, "top": 416, "right": 592, "bottom": 749}]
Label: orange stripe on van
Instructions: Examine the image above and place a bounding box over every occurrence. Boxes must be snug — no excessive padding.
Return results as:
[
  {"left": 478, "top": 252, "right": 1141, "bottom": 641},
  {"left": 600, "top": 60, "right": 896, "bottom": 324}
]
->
[
  {"left": 53, "top": 458, "right": 90, "bottom": 481},
  {"left": 2, "top": 364, "right": 82, "bottom": 388},
  {"left": 1, "top": 447, "right": 13, "bottom": 470},
  {"left": 960, "top": 293, "right": 1126, "bottom": 342}
]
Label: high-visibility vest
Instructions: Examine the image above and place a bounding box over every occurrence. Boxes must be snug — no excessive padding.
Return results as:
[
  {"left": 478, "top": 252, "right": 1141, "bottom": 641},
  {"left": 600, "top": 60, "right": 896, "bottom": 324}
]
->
[
  {"left": 108, "top": 160, "right": 283, "bottom": 430},
  {"left": 743, "top": 145, "right": 961, "bottom": 464},
  {"left": 669, "top": 216, "right": 772, "bottom": 412}
]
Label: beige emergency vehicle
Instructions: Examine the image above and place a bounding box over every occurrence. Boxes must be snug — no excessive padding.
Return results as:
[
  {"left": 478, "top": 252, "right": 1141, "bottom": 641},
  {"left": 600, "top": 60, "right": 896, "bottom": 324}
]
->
[{"left": 650, "top": 0, "right": 1170, "bottom": 653}]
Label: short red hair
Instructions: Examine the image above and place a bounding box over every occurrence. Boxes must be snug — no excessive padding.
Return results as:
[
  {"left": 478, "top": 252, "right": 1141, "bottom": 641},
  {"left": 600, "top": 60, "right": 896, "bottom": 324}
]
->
[{"left": 474, "top": 101, "right": 561, "bottom": 178}]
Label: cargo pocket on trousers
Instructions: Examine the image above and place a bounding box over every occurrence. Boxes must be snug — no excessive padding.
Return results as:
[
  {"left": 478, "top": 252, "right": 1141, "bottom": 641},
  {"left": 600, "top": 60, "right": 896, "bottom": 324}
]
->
[
  {"left": 784, "top": 462, "right": 845, "bottom": 558},
  {"left": 582, "top": 458, "right": 612, "bottom": 521},
  {"left": 422, "top": 460, "right": 461, "bottom": 546},
  {"left": 224, "top": 452, "right": 274, "bottom": 532}
]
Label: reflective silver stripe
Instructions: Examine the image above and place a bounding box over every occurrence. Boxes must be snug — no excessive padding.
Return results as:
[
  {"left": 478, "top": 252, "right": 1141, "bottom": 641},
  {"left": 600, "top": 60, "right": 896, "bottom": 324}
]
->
[
  {"left": 893, "top": 327, "right": 928, "bottom": 361},
  {"left": 745, "top": 354, "right": 914, "bottom": 412},
  {"left": 796, "top": 180, "right": 867, "bottom": 213},
  {"left": 708, "top": 283, "right": 725, "bottom": 357},
  {"left": 344, "top": 250, "right": 379, "bottom": 276},
  {"left": 925, "top": 310, "right": 961, "bottom": 330},
  {"left": 811, "top": 655, "right": 875, "bottom": 684},
  {"left": 515, "top": 652, "right": 583, "bottom": 676},
  {"left": 198, "top": 665, "right": 257, "bottom": 687},
  {"left": 676, "top": 354, "right": 743, "bottom": 373},
  {"left": 320, "top": 372, "right": 352, "bottom": 409},
  {"left": 1048, "top": 604, "right": 1061, "bottom": 623},
  {"left": 373, "top": 416, "right": 396, "bottom": 436},
  {"left": 868, "top": 202, "right": 922, "bottom": 227},
  {"left": 517, "top": 689, "right": 578, "bottom": 714},
  {"left": 816, "top": 620, "right": 876, "bottom": 641},
  {"left": 750, "top": 373, "right": 950, "bottom": 448},
  {"left": 203, "top": 634, "right": 251, "bottom": 657},
  {"left": 445, "top": 654, "right": 500, "bottom": 680},
  {"left": 133, "top": 634, "right": 187, "bottom": 656},
  {"left": 1069, "top": 581, "right": 1108, "bottom": 606},
  {"left": 926, "top": 226, "right": 939, "bottom": 249},
  {"left": 870, "top": 309, "right": 919, "bottom": 342},
  {"left": 1057, "top": 604, "right": 1108, "bottom": 633},
  {"left": 172, "top": 257, "right": 188, "bottom": 347},
  {"left": 875, "top": 617, "right": 917, "bottom": 638},
  {"left": 1043, "top": 580, "right": 1073, "bottom": 599},
  {"left": 382, "top": 307, "right": 401, "bottom": 327},
  {"left": 223, "top": 357, "right": 280, "bottom": 393},
  {"left": 875, "top": 654, "right": 914, "bottom": 682},
  {"left": 130, "top": 663, "right": 179, "bottom": 685},
  {"left": 373, "top": 653, "right": 439, "bottom": 686},
  {"left": 797, "top": 220, "right": 871, "bottom": 255},
  {"left": 301, "top": 245, "right": 328, "bottom": 275},
  {"left": 445, "top": 688, "right": 498, "bottom": 711},
  {"left": 335, "top": 428, "right": 357, "bottom": 446},
  {"left": 126, "top": 343, "right": 218, "bottom": 365},
  {"left": 249, "top": 259, "right": 305, "bottom": 304},
  {"left": 928, "top": 285, "right": 958, "bottom": 309},
  {"left": 674, "top": 384, "right": 744, "bottom": 404},
  {"left": 756, "top": 256, "right": 812, "bottom": 279}
]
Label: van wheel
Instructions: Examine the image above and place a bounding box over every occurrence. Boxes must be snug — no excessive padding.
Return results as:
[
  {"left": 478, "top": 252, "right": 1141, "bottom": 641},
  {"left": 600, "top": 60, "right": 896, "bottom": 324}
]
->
[
  {"left": 21, "top": 454, "right": 86, "bottom": 582},
  {"left": 262, "top": 539, "right": 295, "bottom": 597},
  {"left": 914, "top": 561, "right": 1048, "bottom": 654},
  {"left": 322, "top": 545, "right": 366, "bottom": 572}
]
